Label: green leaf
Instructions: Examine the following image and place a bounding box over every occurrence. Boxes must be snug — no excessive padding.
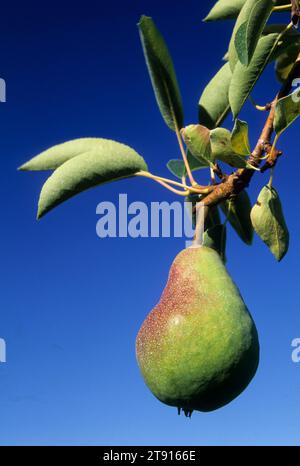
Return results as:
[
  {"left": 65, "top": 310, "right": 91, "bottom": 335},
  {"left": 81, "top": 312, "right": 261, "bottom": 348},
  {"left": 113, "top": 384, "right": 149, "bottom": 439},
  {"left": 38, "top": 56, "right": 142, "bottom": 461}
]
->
[
  {"left": 263, "top": 24, "right": 300, "bottom": 36},
  {"left": 18, "top": 138, "right": 116, "bottom": 171},
  {"left": 180, "top": 125, "right": 213, "bottom": 166},
  {"left": 204, "top": 0, "right": 246, "bottom": 21},
  {"left": 210, "top": 127, "right": 250, "bottom": 168},
  {"left": 223, "top": 24, "right": 300, "bottom": 68},
  {"left": 36, "top": 139, "right": 148, "bottom": 219},
  {"left": 274, "top": 87, "right": 300, "bottom": 135},
  {"left": 234, "top": 0, "right": 274, "bottom": 66},
  {"left": 205, "top": 1, "right": 292, "bottom": 22},
  {"left": 203, "top": 224, "right": 227, "bottom": 262},
  {"left": 166, "top": 160, "right": 185, "bottom": 178},
  {"left": 250, "top": 185, "right": 289, "bottom": 261},
  {"left": 228, "top": 0, "right": 273, "bottom": 71},
  {"left": 205, "top": 205, "right": 221, "bottom": 230},
  {"left": 138, "top": 16, "right": 183, "bottom": 131},
  {"left": 198, "top": 62, "right": 232, "bottom": 129},
  {"left": 275, "top": 48, "right": 299, "bottom": 83},
  {"left": 231, "top": 119, "right": 251, "bottom": 155},
  {"left": 221, "top": 190, "right": 253, "bottom": 244},
  {"left": 167, "top": 151, "right": 207, "bottom": 179},
  {"left": 229, "top": 33, "right": 279, "bottom": 118},
  {"left": 273, "top": 36, "right": 300, "bottom": 65}
]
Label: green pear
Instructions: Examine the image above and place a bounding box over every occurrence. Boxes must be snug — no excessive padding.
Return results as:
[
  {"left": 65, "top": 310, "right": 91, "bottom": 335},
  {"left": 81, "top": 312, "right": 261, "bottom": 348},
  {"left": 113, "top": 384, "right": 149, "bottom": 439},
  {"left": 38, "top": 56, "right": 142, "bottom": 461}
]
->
[{"left": 136, "top": 246, "right": 259, "bottom": 415}]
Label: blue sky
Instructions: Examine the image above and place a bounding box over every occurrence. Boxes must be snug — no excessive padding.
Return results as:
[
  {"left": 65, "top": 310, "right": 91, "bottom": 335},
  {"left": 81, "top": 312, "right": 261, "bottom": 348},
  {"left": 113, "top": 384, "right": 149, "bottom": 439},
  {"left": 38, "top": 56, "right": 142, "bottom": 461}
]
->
[{"left": 0, "top": 0, "right": 300, "bottom": 445}]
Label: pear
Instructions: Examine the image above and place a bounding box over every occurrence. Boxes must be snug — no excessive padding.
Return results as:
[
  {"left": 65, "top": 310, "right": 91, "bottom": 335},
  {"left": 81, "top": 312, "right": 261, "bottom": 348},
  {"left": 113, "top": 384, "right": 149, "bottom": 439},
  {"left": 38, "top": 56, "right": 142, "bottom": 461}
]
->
[{"left": 136, "top": 246, "right": 259, "bottom": 415}]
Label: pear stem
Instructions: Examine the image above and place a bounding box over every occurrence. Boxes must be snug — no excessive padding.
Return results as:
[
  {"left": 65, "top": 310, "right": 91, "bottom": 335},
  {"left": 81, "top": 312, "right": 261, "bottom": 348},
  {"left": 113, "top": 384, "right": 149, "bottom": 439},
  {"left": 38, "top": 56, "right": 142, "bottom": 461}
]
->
[
  {"left": 268, "top": 168, "right": 274, "bottom": 188},
  {"left": 193, "top": 203, "right": 208, "bottom": 247}
]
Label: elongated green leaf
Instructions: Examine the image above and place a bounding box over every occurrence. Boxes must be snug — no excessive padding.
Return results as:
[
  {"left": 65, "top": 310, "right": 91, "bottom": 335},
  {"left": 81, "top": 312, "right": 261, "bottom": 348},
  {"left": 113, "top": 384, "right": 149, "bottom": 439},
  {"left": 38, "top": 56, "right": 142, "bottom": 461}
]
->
[
  {"left": 229, "top": 29, "right": 300, "bottom": 118},
  {"left": 37, "top": 139, "right": 148, "bottom": 219},
  {"left": 274, "top": 87, "right": 300, "bottom": 135},
  {"left": 203, "top": 224, "right": 227, "bottom": 262},
  {"left": 206, "top": 205, "right": 221, "bottom": 230},
  {"left": 19, "top": 138, "right": 115, "bottom": 171},
  {"left": 205, "top": 0, "right": 290, "bottom": 22},
  {"left": 275, "top": 47, "right": 300, "bottom": 83},
  {"left": 221, "top": 190, "right": 253, "bottom": 244},
  {"left": 229, "top": 0, "right": 273, "bottom": 70},
  {"left": 210, "top": 127, "right": 249, "bottom": 168},
  {"left": 271, "top": 27, "right": 300, "bottom": 83},
  {"left": 167, "top": 151, "right": 207, "bottom": 179},
  {"left": 138, "top": 16, "right": 183, "bottom": 131},
  {"left": 229, "top": 33, "right": 278, "bottom": 118},
  {"left": 250, "top": 185, "right": 289, "bottom": 260},
  {"left": 223, "top": 24, "right": 300, "bottom": 68},
  {"left": 198, "top": 63, "right": 232, "bottom": 129},
  {"left": 263, "top": 24, "right": 300, "bottom": 36},
  {"left": 180, "top": 125, "right": 213, "bottom": 166},
  {"left": 231, "top": 119, "right": 250, "bottom": 155},
  {"left": 205, "top": 0, "right": 246, "bottom": 21},
  {"left": 234, "top": 0, "right": 274, "bottom": 66},
  {"left": 273, "top": 35, "right": 300, "bottom": 64}
]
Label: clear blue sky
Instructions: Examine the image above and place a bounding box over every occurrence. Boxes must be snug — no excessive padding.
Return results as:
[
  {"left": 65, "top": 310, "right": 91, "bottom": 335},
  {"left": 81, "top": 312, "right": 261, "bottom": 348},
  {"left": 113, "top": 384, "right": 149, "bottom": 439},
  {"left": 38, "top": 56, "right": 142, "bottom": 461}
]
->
[{"left": 0, "top": 0, "right": 300, "bottom": 446}]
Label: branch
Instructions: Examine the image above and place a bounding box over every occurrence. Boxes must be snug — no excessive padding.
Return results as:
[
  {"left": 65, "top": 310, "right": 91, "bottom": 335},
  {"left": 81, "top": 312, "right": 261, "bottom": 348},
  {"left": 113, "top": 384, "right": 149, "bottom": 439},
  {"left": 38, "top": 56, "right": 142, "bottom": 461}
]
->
[{"left": 202, "top": 53, "right": 300, "bottom": 207}]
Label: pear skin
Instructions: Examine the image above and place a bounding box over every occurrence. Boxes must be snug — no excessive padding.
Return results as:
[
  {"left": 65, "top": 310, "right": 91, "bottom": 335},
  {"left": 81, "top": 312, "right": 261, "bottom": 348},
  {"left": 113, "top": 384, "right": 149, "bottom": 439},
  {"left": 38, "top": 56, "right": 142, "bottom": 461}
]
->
[{"left": 136, "top": 246, "right": 259, "bottom": 413}]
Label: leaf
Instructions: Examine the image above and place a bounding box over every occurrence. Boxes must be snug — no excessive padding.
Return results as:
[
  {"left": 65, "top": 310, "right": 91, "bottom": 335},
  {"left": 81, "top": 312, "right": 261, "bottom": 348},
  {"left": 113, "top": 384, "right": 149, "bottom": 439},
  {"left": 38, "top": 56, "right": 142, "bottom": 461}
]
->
[
  {"left": 36, "top": 139, "right": 148, "bottom": 219},
  {"left": 198, "top": 63, "right": 232, "bottom": 129},
  {"left": 250, "top": 185, "right": 289, "bottom": 261},
  {"left": 229, "top": 28, "right": 300, "bottom": 119},
  {"left": 205, "top": 205, "right": 221, "bottom": 230},
  {"left": 167, "top": 160, "right": 185, "bottom": 178},
  {"left": 210, "top": 127, "right": 250, "bottom": 168},
  {"left": 205, "top": 0, "right": 292, "bottom": 22},
  {"left": 263, "top": 23, "right": 300, "bottom": 36},
  {"left": 221, "top": 190, "right": 253, "bottom": 244},
  {"left": 187, "top": 150, "right": 209, "bottom": 170},
  {"left": 167, "top": 151, "right": 207, "bottom": 179},
  {"left": 180, "top": 125, "right": 213, "bottom": 166},
  {"left": 234, "top": 0, "right": 274, "bottom": 66},
  {"left": 275, "top": 47, "right": 300, "bottom": 83},
  {"left": 229, "top": 33, "right": 279, "bottom": 118},
  {"left": 273, "top": 35, "right": 300, "bottom": 64},
  {"left": 204, "top": 0, "right": 246, "bottom": 21},
  {"left": 228, "top": 0, "right": 273, "bottom": 71},
  {"left": 231, "top": 119, "right": 251, "bottom": 155},
  {"left": 19, "top": 138, "right": 116, "bottom": 171},
  {"left": 203, "top": 224, "right": 227, "bottom": 262},
  {"left": 138, "top": 16, "right": 183, "bottom": 131},
  {"left": 274, "top": 87, "right": 300, "bottom": 135},
  {"left": 223, "top": 24, "right": 300, "bottom": 70}
]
